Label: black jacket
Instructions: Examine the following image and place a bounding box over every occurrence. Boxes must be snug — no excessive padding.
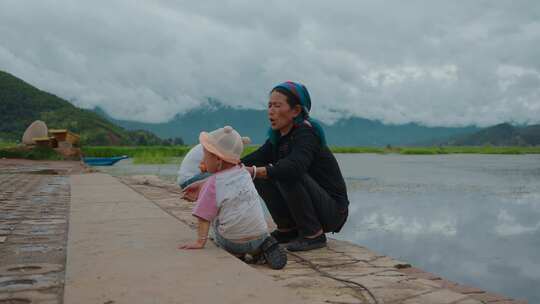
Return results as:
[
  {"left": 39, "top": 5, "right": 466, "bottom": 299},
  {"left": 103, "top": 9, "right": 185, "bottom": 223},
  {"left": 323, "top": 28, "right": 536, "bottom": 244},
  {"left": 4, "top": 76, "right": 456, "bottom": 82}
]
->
[{"left": 242, "top": 124, "right": 349, "bottom": 210}]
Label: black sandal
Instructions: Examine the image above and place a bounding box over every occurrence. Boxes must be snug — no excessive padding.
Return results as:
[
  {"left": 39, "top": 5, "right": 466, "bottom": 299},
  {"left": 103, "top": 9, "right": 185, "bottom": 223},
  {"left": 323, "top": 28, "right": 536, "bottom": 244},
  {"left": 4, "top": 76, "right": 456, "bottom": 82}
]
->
[
  {"left": 286, "top": 233, "right": 327, "bottom": 252},
  {"left": 261, "top": 236, "right": 287, "bottom": 269}
]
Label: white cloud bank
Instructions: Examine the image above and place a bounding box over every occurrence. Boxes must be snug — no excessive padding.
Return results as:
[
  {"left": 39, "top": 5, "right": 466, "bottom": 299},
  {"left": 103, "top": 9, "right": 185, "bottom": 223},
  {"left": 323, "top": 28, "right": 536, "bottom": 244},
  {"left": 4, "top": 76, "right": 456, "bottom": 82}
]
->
[{"left": 1, "top": 0, "right": 539, "bottom": 125}]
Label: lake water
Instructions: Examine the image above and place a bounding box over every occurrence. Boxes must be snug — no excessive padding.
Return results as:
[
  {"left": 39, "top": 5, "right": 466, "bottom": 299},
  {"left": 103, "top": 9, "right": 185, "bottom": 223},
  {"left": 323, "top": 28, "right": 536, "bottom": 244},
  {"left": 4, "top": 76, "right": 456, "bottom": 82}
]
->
[{"left": 99, "top": 154, "right": 540, "bottom": 302}]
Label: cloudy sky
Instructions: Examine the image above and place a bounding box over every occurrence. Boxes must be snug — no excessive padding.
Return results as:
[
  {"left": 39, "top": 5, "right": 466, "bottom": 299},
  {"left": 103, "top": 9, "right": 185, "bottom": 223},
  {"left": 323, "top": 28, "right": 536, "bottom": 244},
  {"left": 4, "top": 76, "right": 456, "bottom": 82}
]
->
[{"left": 1, "top": 1, "right": 539, "bottom": 126}]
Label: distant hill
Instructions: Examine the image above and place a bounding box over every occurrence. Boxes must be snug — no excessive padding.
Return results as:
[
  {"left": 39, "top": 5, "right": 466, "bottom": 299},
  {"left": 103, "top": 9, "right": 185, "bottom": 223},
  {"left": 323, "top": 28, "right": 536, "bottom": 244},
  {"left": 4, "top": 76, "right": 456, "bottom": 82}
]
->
[
  {"left": 97, "top": 100, "right": 479, "bottom": 146},
  {"left": 447, "top": 123, "right": 540, "bottom": 146},
  {"left": 0, "top": 70, "right": 165, "bottom": 145}
]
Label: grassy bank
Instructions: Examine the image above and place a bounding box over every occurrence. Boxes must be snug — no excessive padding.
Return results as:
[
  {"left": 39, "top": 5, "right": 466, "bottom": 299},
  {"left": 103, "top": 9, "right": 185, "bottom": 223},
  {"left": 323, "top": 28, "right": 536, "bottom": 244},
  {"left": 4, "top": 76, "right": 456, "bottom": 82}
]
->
[
  {"left": 82, "top": 145, "right": 261, "bottom": 163},
  {"left": 0, "top": 146, "right": 64, "bottom": 160},
  {"left": 0, "top": 142, "right": 17, "bottom": 149},
  {"left": 87, "top": 145, "right": 540, "bottom": 164},
  {"left": 2, "top": 144, "right": 538, "bottom": 163},
  {"left": 330, "top": 146, "right": 540, "bottom": 155},
  {"left": 82, "top": 146, "right": 190, "bottom": 157},
  {"left": 0, "top": 141, "right": 65, "bottom": 160},
  {"left": 82, "top": 146, "right": 191, "bottom": 165},
  {"left": 242, "top": 145, "right": 259, "bottom": 157},
  {"left": 436, "top": 146, "right": 540, "bottom": 154},
  {"left": 132, "top": 151, "right": 174, "bottom": 164}
]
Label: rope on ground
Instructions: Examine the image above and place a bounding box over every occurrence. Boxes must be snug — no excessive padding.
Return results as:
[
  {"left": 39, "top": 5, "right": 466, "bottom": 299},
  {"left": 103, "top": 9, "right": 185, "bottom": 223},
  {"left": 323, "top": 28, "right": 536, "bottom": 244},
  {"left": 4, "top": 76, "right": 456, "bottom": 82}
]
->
[{"left": 287, "top": 251, "right": 379, "bottom": 304}]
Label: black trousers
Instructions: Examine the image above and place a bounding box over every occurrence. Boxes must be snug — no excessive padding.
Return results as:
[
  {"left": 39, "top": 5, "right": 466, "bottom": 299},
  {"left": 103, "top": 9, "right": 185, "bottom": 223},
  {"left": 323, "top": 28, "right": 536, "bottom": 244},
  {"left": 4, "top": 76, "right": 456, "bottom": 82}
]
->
[{"left": 254, "top": 174, "right": 348, "bottom": 237}]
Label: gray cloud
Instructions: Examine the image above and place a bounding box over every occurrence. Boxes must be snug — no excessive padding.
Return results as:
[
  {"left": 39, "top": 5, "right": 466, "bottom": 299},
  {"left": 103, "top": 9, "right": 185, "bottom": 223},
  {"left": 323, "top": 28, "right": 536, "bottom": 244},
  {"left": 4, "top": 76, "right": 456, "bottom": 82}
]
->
[{"left": 1, "top": 0, "right": 539, "bottom": 126}]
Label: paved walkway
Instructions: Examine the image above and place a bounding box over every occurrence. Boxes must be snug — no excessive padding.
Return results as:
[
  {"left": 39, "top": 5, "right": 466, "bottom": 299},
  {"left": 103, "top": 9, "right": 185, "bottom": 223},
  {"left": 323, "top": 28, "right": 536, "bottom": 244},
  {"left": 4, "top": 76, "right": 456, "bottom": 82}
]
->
[
  {"left": 64, "top": 173, "right": 307, "bottom": 304},
  {"left": 0, "top": 161, "right": 74, "bottom": 304}
]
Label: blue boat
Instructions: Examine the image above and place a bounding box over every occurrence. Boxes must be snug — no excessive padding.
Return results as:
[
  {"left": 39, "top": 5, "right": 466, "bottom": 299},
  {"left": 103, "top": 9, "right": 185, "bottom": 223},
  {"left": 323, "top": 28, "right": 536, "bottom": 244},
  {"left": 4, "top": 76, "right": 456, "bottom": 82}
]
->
[{"left": 83, "top": 155, "right": 128, "bottom": 166}]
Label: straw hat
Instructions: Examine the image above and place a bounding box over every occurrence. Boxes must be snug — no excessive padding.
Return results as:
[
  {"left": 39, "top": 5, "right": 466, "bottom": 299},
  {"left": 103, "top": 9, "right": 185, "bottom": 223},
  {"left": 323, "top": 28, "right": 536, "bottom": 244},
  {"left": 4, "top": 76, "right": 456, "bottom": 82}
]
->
[{"left": 199, "top": 126, "right": 246, "bottom": 164}]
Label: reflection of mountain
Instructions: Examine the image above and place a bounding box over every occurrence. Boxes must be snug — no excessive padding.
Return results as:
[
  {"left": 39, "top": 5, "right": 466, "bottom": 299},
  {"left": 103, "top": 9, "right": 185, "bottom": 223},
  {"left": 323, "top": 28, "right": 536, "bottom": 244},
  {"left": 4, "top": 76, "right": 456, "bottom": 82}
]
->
[
  {"left": 445, "top": 123, "right": 540, "bottom": 146},
  {"left": 96, "top": 101, "right": 478, "bottom": 145}
]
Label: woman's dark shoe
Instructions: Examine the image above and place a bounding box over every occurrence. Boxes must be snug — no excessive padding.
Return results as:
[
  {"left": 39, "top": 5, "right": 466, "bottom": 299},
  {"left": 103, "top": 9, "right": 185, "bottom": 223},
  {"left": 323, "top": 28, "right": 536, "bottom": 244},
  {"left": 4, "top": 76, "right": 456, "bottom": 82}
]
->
[
  {"left": 261, "top": 236, "right": 287, "bottom": 269},
  {"left": 286, "top": 233, "right": 327, "bottom": 252},
  {"left": 270, "top": 229, "right": 298, "bottom": 244}
]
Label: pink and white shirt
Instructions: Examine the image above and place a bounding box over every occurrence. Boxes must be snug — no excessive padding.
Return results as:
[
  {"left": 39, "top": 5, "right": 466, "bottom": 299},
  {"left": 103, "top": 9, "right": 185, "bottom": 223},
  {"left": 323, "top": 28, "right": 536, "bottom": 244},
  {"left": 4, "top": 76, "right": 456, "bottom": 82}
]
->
[{"left": 193, "top": 165, "right": 268, "bottom": 240}]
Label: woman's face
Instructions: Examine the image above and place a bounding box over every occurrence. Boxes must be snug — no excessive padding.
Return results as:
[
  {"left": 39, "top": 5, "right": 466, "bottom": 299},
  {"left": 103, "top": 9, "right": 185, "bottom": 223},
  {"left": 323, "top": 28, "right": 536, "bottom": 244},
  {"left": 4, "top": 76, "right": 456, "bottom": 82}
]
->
[
  {"left": 268, "top": 91, "right": 301, "bottom": 133},
  {"left": 202, "top": 147, "right": 221, "bottom": 173}
]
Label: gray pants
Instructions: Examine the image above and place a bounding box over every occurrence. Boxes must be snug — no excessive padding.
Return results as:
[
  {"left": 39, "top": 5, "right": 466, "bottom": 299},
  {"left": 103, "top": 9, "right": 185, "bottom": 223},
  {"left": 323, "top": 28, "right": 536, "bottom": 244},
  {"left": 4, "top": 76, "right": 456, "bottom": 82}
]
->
[{"left": 213, "top": 229, "right": 268, "bottom": 255}]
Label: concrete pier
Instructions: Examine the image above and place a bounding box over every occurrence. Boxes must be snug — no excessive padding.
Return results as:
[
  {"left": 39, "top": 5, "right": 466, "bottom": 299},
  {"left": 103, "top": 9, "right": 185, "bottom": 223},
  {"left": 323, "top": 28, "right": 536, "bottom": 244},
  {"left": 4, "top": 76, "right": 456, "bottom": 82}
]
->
[
  {"left": 0, "top": 160, "right": 528, "bottom": 303},
  {"left": 64, "top": 173, "right": 307, "bottom": 304}
]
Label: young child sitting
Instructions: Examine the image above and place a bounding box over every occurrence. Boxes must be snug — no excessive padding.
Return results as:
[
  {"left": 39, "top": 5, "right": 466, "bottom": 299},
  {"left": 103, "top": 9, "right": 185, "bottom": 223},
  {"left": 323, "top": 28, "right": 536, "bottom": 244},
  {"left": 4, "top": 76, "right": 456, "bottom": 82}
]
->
[
  {"left": 178, "top": 126, "right": 286, "bottom": 269},
  {"left": 178, "top": 138, "right": 251, "bottom": 202}
]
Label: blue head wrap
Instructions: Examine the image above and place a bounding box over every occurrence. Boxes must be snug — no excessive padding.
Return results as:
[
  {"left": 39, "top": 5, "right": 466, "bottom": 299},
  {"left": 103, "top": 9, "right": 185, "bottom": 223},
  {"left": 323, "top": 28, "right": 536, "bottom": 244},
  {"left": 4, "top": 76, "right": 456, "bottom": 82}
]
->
[{"left": 267, "top": 81, "right": 327, "bottom": 146}]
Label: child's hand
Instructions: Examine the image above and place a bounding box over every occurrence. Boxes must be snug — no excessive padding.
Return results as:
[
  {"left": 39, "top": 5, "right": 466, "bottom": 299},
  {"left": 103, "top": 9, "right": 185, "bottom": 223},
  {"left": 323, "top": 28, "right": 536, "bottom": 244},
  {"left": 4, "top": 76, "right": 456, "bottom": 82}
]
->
[
  {"left": 178, "top": 240, "right": 206, "bottom": 250},
  {"left": 180, "top": 219, "right": 210, "bottom": 250},
  {"left": 181, "top": 179, "right": 208, "bottom": 202}
]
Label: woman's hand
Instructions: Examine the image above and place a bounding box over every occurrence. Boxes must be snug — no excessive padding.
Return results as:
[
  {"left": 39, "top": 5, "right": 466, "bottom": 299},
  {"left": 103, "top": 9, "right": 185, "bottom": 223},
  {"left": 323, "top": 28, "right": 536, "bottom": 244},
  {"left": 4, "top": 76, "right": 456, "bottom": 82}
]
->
[{"left": 245, "top": 165, "right": 268, "bottom": 179}]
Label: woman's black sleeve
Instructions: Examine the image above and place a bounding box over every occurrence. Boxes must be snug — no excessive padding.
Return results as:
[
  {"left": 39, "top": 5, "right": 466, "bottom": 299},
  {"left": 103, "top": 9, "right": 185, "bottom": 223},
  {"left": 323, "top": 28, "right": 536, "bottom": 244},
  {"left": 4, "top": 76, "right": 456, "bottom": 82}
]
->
[
  {"left": 266, "top": 128, "right": 320, "bottom": 180},
  {"left": 241, "top": 140, "right": 273, "bottom": 166}
]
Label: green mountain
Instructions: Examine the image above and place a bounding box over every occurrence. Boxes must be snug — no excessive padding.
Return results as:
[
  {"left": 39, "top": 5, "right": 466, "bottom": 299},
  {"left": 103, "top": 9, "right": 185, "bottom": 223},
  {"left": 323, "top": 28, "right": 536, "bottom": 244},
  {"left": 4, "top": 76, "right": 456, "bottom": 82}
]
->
[
  {"left": 447, "top": 123, "right": 540, "bottom": 146},
  {"left": 97, "top": 100, "right": 479, "bottom": 146},
  {"left": 0, "top": 70, "right": 165, "bottom": 145}
]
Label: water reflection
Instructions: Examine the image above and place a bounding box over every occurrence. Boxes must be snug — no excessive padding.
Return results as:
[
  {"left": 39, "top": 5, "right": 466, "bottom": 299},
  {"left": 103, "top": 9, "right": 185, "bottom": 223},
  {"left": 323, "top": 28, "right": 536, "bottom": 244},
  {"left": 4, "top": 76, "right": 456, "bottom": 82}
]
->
[{"left": 334, "top": 154, "right": 540, "bottom": 303}]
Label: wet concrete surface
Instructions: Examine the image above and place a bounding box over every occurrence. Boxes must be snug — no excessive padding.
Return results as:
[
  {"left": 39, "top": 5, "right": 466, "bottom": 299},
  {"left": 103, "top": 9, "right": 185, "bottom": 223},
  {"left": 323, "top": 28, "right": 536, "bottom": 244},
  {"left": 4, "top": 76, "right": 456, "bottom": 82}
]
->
[
  {"left": 121, "top": 174, "right": 529, "bottom": 304},
  {"left": 0, "top": 161, "right": 79, "bottom": 304}
]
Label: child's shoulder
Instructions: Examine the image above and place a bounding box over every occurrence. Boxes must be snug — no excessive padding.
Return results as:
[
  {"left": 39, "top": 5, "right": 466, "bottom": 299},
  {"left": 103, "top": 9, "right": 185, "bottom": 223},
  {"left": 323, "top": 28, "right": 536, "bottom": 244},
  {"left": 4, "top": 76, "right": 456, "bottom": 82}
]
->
[
  {"left": 215, "top": 166, "right": 251, "bottom": 186},
  {"left": 216, "top": 165, "right": 245, "bottom": 177}
]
